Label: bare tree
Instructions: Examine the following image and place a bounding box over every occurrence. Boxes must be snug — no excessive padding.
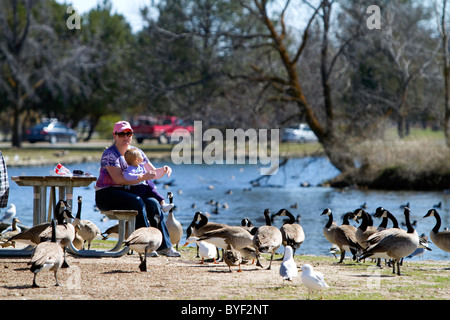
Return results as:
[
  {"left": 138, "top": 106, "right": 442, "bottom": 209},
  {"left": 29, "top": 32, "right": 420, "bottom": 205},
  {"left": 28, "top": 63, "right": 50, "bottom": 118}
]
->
[
  {"left": 0, "top": 0, "right": 96, "bottom": 147},
  {"left": 238, "top": 0, "right": 367, "bottom": 172},
  {"left": 379, "top": 1, "right": 440, "bottom": 138},
  {"left": 436, "top": 0, "right": 450, "bottom": 146}
]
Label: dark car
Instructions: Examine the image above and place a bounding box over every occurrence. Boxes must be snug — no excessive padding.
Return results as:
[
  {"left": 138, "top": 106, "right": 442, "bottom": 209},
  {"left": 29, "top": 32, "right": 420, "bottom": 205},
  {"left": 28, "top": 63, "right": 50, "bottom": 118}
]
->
[{"left": 26, "top": 121, "right": 77, "bottom": 144}]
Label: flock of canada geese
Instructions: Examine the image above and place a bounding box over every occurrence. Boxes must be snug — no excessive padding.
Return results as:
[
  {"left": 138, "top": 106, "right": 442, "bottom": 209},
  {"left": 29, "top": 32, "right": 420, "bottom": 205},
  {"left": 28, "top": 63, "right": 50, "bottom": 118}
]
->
[{"left": 0, "top": 195, "right": 449, "bottom": 290}]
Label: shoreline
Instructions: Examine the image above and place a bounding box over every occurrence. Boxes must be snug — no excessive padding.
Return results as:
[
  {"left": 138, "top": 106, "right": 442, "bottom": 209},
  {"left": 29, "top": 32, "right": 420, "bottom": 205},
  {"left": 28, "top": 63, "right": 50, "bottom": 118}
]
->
[{"left": 2, "top": 140, "right": 450, "bottom": 191}]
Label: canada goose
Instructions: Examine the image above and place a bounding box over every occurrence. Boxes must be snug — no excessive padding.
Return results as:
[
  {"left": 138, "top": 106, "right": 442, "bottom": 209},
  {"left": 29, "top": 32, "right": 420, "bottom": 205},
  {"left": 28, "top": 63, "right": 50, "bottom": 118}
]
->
[
  {"left": 39, "top": 208, "right": 75, "bottom": 268},
  {"left": 352, "top": 209, "right": 381, "bottom": 249},
  {"left": 240, "top": 218, "right": 258, "bottom": 234},
  {"left": 165, "top": 192, "right": 183, "bottom": 251},
  {"left": 423, "top": 209, "right": 450, "bottom": 252},
  {"left": 321, "top": 209, "right": 361, "bottom": 263},
  {"left": 186, "top": 211, "right": 227, "bottom": 259},
  {"left": 224, "top": 244, "right": 242, "bottom": 272},
  {"left": 253, "top": 209, "right": 282, "bottom": 270},
  {"left": 101, "top": 224, "right": 119, "bottom": 240},
  {"left": 279, "top": 245, "right": 298, "bottom": 283},
  {"left": 0, "top": 204, "right": 16, "bottom": 223},
  {"left": 183, "top": 236, "right": 218, "bottom": 264},
  {"left": 72, "top": 196, "right": 101, "bottom": 250},
  {"left": 28, "top": 219, "right": 64, "bottom": 288},
  {"left": 273, "top": 209, "right": 305, "bottom": 255},
  {"left": 73, "top": 225, "right": 84, "bottom": 250},
  {"left": 359, "top": 207, "right": 419, "bottom": 275},
  {"left": 375, "top": 207, "right": 430, "bottom": 249},
  {"left": 0, "top": 218, "right": 21, "bottom": 248},
  {"left": 198, "top": 225, "right": 254, "bottom": 252},
  {"left": 124, "top": 227, "right": 163, "bottom": 272},
  {"left": 321, "top": 208, "right": 338, "bottom": 245},
  {"left": 6, "top": 200, "right": 71, "bottom": 247},
  {"left": 374, "top": 207, "right": 431, "bottom": 261},
  {"left": 301, "top": 264, "right": 329, "bottom": 294},
  {"left": 187, "top": 212, "right": 228, "bottom": 237}
]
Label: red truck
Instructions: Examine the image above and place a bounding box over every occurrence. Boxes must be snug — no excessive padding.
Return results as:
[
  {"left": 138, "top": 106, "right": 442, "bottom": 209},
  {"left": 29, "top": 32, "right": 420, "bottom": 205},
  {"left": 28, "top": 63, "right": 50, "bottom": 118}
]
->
[{"left": 131, "top": 116, "right": 194, "bottom": 144}]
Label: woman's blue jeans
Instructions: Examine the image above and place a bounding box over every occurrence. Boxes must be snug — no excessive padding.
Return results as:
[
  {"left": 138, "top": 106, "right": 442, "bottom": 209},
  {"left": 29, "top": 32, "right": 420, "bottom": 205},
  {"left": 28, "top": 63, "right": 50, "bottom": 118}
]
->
[{"left": 95, "top": 187, "right": 172, "bottom": 250}]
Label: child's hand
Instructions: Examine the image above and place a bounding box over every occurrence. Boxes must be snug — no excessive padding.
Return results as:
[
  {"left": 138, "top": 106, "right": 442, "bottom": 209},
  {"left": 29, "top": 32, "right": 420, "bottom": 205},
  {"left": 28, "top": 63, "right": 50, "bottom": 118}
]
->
[
  {"left": 163, "top": 165, "right": 172, "bottom": 178},
  {"left": 144, "top": 171, "right": 156, "bottom": 180}
]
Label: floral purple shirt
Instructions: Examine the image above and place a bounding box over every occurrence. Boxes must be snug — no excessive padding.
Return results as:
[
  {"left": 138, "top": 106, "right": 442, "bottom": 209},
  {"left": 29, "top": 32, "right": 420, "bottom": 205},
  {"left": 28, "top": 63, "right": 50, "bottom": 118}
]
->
[{"left": 95, "top": 145, "right": 149, "bottom": 190}]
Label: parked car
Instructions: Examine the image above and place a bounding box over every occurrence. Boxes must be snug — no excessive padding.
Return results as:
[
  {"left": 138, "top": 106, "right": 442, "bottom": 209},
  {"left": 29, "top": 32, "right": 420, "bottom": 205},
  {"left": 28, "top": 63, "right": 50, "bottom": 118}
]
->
[
  {"left": 132, "top": 116, "right": 194, "bottom": 144},
  {"left": 281, "top": 123, "right": 318, "bottom": 143},
  {"left": 26, "top": 120, "right": 77, "bottom": 144}
]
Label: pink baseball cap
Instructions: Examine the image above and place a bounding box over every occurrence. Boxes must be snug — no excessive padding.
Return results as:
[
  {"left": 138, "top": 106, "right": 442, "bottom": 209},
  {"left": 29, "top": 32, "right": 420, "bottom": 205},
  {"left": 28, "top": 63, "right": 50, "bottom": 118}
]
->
[{"left": 113, "top": 121, "right": 133, "bottom": 134}]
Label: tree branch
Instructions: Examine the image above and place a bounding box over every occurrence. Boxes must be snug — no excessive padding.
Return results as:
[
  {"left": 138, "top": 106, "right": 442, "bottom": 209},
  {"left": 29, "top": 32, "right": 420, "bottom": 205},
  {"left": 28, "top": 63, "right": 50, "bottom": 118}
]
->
[{"left": 292, "top": 2, "right": 322, "bottom": 65}]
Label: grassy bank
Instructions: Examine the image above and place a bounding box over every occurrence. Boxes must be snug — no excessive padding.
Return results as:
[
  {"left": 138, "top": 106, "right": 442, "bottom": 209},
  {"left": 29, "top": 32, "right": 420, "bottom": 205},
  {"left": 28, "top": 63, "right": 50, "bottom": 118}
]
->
[{"left": 330, "top": 129, "right": 450, "bottom": 190}]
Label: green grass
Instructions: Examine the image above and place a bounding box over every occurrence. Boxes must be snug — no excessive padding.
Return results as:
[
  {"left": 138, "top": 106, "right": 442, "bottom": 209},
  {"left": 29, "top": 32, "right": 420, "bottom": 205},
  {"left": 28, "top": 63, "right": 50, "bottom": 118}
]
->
[{"left": 381, "top": 127, "right": 445, "bottom": 141}]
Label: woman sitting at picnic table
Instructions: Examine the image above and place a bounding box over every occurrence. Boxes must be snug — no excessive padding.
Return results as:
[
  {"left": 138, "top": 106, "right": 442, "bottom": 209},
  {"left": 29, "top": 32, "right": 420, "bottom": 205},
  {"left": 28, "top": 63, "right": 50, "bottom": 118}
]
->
[{"left": 95, "top": 120, "right": 180, "bottom": 257}]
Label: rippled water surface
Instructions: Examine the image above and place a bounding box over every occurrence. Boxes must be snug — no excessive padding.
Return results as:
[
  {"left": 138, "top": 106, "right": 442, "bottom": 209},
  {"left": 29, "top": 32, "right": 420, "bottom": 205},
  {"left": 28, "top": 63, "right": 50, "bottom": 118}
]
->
[{"left": 4, "top": 157, "right": 450, "bottom": 260}]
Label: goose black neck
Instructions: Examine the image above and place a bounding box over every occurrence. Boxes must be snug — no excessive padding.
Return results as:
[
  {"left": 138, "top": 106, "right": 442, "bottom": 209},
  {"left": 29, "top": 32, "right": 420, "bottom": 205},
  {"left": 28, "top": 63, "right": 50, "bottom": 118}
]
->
[
  {"left": 325, "top": 212, "right": 333, "bottom": 229},
  {"left": 264, "top": 209, "right": 272, "bottom": 226},
  {"left": 388, "top": 211, "right": 399, "bottom": 228},
  {"left": 50, "top": 219, "right": 57, "bottom": 243},
  {"left": 76, "top": 198, "right": 82, "bottom": 219},
  {"left": 56, "top": 210, "right": 65, "bottom": 224},
  {"left": 342, "top": 212, "right": 352, "bottom": 226},
  {"left": 403, "top": 208, "right": 415, "bottom": 234},
  {"left": 196, "top": 213, "right": 208, "bottom": 229},
  {"left": 283, "top": 210, "right": 295, "bottom": 224},
  {"left": 432, "top": 211, "right": 442, "bottom": 234},
  {"left": 378, "top": 215, "right": 388, "bottom": 229},
  {"left": 358, "top": 211, "right": 369, "bottom": 231}
]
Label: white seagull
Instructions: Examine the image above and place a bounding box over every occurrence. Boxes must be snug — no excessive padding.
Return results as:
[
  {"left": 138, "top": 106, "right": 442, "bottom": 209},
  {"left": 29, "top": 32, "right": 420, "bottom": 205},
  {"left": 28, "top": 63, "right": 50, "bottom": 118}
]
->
[
  {"left": 279, "top": 246, "right": 298, "bottom": 283},
  {"left": 301, "top": 264, "right": 329, "bottom": 296},
  {"left": 1, "top": 204, "right": 16, "bottom": 223}
]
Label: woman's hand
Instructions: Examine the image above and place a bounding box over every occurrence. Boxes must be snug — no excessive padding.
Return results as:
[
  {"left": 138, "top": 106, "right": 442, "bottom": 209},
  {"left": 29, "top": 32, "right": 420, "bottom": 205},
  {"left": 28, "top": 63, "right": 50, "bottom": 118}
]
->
[{"left": 163, "top": 165, "right": 172, "bottom": 178}]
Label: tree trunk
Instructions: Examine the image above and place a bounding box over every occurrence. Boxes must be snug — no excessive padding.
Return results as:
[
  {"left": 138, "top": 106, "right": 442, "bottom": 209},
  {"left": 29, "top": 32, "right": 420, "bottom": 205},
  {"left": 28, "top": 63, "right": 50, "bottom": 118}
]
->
[{"left": 442, "top": 0, "right": 450, "bottom": 147}]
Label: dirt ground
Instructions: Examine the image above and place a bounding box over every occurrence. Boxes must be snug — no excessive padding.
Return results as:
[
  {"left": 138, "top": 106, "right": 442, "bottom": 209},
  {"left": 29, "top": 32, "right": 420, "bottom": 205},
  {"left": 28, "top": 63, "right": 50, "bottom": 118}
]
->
[{"left": 0, "top": 246, "right": 448, "bottom": 301}]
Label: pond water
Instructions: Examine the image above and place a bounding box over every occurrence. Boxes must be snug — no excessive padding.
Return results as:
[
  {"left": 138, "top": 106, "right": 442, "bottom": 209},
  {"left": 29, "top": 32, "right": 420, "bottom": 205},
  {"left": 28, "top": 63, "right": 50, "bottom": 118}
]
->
[{"left": 3, "top": 157, "right": 450, "bottom": 261}]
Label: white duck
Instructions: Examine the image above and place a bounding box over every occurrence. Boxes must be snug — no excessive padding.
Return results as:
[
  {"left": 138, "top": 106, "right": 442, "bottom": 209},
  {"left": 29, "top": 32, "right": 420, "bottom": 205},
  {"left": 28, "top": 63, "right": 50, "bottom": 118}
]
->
[
  {"left": 183, "top": 236, "right": 218, "bottom": 264},
  {"left": 301, "top": 264, "right": 329, "bottom": 294},
  {"left": 279, "top": 246, "right": 298, "bottom": 283}
]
